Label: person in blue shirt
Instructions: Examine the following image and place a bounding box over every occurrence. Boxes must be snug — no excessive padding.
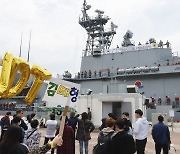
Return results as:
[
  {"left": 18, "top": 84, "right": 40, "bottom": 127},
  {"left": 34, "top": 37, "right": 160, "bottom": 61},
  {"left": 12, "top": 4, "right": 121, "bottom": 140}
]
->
[
  {"left": 68, "top": 112, "right": 78, "bottom": 132},
  {"left": 152, "top": 115, "right": 170, "bottom": 154}
]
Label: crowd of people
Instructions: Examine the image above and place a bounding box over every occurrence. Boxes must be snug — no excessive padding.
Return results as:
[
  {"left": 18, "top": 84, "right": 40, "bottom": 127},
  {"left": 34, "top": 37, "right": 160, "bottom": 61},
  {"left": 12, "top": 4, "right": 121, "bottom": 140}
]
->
[
  {"left": 0, "top": 108, "right": 171, "bottom": 154},
  {"left": 0, "top": 109, "right": 62, "bottom": 154},
  {"left": 95, "top": 110, "right": 171, "bottom": 154}
]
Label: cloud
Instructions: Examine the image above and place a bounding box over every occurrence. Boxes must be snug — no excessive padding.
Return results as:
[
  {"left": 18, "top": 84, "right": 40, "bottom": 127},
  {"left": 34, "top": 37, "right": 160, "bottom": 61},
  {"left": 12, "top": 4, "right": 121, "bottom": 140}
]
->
[{"left": 0, "top": 0, "right": 180, "bottom": 76}]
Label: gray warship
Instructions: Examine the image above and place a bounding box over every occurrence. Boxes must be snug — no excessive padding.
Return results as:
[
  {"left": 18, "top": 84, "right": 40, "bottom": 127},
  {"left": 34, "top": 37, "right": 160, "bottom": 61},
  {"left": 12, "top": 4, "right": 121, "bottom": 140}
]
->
[
  {"left": 0, "top": 0, "right": 180, "bottom": 122},
  {"left": 63, "top": 0, "right": 180, "bottom": 120}
]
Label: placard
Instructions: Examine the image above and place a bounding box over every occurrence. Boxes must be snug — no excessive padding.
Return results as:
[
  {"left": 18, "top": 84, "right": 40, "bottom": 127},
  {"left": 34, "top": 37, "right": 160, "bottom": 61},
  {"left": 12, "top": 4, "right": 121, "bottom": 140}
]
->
[{"left": 43, "top": 78, "right": 80, "bottom": 107}]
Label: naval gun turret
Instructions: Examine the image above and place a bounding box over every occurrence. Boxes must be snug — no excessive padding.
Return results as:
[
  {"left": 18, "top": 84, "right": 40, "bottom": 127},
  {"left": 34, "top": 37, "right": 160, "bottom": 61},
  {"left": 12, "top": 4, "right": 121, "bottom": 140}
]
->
[{"left": 79, "top": 0, "right": 117, "bottom": 57}]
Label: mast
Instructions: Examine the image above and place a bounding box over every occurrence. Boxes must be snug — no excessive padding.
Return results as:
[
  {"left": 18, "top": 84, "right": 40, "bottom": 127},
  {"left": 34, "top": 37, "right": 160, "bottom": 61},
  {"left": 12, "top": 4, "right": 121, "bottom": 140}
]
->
[
  {"left": 19, "top": 31, "right": 23, "bottom": 57},
  {"left": 79, "top": 0, "right": 117, "bottom": 57},
  {"left": 27, "top": 29, "right": 31, "bottom": 62}
]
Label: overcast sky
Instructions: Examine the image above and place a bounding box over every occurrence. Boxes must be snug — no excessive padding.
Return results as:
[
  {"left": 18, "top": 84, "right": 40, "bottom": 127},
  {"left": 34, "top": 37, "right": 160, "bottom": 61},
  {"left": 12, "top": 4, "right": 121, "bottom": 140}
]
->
[{"left": 0, "top": 0, "right": 180, "bottom": 76}]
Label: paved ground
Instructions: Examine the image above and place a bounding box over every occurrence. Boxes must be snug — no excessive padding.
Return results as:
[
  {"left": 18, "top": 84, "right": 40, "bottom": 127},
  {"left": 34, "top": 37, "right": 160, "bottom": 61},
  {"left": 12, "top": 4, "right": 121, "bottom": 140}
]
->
[{"left": 39, "top": 123, "right": 180, "bottom": 154}]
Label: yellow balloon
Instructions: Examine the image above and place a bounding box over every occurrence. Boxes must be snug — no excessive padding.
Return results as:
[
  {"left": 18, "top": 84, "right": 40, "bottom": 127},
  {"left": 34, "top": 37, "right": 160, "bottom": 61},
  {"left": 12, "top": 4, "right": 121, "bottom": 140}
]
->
[
  {"left": 7, "top": 57, "right": 30, "bottom": 97},
  {"left": 0, "top": 52, "right": 14, "bottom": 97},
  {"left": 25, "top": 64, "right": 52, "bottom": 105},
  {"left": 0, "top": 52, "right": 52, "bottom": 105}
]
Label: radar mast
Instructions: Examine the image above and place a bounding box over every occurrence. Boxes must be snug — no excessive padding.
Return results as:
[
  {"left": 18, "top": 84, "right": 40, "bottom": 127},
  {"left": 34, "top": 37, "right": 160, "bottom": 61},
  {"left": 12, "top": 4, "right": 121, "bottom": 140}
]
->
[{"left": 79, "top": 0, "right": 118, "bottom": 57}]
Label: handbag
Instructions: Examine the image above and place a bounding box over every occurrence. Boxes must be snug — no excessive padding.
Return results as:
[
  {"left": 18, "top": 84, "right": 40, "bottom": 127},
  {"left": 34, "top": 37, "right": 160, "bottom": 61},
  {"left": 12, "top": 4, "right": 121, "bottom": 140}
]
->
[{"left": 27, "top": 129, "right": 37, "bottom": 139}]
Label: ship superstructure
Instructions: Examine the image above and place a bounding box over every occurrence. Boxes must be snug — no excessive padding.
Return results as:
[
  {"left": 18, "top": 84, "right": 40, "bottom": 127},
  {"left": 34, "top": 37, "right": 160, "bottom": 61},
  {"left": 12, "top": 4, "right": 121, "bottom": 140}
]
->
[{"left": 64, "top": 0, "right": 180, "bottom": 120}]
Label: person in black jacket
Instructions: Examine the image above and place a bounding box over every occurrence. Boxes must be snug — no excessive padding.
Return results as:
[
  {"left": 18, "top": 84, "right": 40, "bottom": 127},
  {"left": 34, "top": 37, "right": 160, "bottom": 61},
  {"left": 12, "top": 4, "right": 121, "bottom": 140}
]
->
[
  {"left": 76, "top": 112, "right": 95, "bottom": 154},
  {"left": 15, "top": 109, "right": 28, "bottom": 131},
  {"left": 95, "top": 117, "right": 115, "bottom": 154},
  {"left": 152, "top": 115, "right": 171, "bottom": 154},
  {"left": 122, "top": 112, "right": 132, "bottom": 128},
  {"left": 0, "top": 112, "right": 11, "bottom": 140},
  {"left": 107, "top": 118, "right": 136, "bottom": 154},
  {"left": 99, "top": 118, "right": 106, "bottom": 131}
]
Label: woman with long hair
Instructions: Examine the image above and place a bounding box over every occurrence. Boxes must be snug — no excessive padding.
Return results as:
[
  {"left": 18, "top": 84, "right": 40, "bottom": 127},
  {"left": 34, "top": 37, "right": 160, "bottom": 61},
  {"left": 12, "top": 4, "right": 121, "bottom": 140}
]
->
[
  {"left": 76, "top": 112, "right": 95, "bottom": 154},
  {"left": 0, "top": 125, "right": 29, "bottom": 154},
  {"left": 122, "top": 118, "right": 133, "bottom": 135},
  {"left": 25, "top": 113, "right": 36, "bottom": 130}
]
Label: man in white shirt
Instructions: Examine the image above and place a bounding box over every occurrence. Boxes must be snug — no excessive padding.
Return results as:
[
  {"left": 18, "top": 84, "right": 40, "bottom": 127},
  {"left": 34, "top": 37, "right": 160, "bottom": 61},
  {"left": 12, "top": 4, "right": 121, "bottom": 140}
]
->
[
  {"left": 44, "top": 113, "right": 58, "bottom": 154},
  {"left": 134, "top": 109, "right": 149, "bottom": 154}
]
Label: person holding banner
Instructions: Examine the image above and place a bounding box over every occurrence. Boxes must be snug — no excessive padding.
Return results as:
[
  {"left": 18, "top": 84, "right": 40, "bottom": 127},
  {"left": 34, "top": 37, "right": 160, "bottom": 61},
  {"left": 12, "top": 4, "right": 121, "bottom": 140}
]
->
[
  {"left": 56, "top": 116, "right": 74, "bottom": 154},
  {"left": 76, "top": 112, "right": 95, "bottom": 154},
  {"left": 43, "top": 79, "right": 81, "bottom": 153}
]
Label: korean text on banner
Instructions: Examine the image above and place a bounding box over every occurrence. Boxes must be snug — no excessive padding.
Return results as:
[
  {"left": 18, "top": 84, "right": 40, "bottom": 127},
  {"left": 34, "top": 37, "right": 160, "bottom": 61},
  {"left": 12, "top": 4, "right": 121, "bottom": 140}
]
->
[{"left": 43, "top": 78, "right": 80, "bottom": 107}]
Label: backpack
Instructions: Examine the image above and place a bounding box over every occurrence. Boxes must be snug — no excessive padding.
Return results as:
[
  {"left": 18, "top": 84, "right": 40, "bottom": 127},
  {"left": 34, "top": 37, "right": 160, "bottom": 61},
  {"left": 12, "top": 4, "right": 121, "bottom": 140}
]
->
[{"left": 93, "top": 131, "right": 114, "bottom": 154}]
